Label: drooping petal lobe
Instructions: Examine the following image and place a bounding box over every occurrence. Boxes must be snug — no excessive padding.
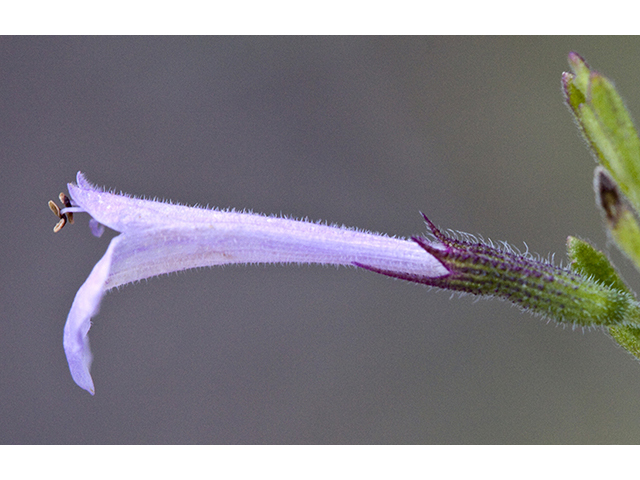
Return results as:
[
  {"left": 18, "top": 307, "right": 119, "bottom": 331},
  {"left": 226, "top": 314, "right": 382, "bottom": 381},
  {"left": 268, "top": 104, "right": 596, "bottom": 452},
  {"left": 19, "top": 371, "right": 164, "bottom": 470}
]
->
[{"left": 63, "top": 236, "right": 122, "bottom": 395}]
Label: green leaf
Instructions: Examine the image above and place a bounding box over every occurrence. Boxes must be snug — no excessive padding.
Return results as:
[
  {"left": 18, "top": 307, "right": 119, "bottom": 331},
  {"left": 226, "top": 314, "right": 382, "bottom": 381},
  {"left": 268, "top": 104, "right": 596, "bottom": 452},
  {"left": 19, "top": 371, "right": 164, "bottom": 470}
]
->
[
  {"left": 566, "top": 235, "right": 640, "bottom": 360},
  {"left": 608, "top": 325, "right": 640, "bottom": 359},
  {"left": 594, "top": 167, "right": 640, "bottom": 272},
  {"left": 567, "top": 52, "right": 591, "bottom": 95},
  {"left": 567, "top": 235, "right": 629, "bottom": 292},
  {"left": 563, "top": 53, "right": 640, "bottom": 216}
]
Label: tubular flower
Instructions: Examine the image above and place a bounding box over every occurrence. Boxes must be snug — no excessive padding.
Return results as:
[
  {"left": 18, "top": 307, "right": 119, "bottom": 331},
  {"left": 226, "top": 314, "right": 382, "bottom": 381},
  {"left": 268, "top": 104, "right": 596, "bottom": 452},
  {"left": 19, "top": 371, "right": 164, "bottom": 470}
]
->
[
  {"left": 51, "top": 173, "right": 640, "bottom": 394},
  {"left": 51, "top": 173, "right": 448, "bottom": 394}
]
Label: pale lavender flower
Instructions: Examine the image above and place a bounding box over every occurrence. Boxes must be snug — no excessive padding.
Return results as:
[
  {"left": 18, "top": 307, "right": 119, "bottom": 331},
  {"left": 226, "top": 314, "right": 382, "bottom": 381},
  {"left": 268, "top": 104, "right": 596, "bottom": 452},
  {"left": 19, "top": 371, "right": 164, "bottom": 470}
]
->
[
  {"left": 52, "top": 172, "right": 448, "bottom": 394},
  {"left": 52, "top": 173, "right": 640, "bottom": 394}
]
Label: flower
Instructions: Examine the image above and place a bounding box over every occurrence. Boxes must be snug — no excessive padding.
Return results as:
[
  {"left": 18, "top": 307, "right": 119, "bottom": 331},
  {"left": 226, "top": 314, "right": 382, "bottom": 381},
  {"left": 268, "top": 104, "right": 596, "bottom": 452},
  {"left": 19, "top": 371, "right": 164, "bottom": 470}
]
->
[
  {"left": 52, "top": 172, "right": 448, "bottom": 394},
  {"left": 53, "top": 173, "right": 640, "bottom": 395}
]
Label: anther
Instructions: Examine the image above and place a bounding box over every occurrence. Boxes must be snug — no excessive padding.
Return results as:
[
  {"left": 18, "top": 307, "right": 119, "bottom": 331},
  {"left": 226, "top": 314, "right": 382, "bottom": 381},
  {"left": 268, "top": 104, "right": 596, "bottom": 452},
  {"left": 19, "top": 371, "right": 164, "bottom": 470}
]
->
[
  {"left": 48, "top": 200, "right": 61, "bottom": 217},
  {"left": 53, "top": 217, "right": 67, "bottom": 233},
  {"left": 49, "top": 197, "right": 69, "bottom": 233},
  {"left": 59, "top": 192, "right": 74, "bottom": 224}
]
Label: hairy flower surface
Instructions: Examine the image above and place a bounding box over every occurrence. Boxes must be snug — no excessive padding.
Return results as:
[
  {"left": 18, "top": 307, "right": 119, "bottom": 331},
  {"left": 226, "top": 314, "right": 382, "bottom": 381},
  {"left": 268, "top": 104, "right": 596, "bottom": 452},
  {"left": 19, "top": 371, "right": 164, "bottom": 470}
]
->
[{"left": 55, "top": 173, "right": 448, "bottom": 394}]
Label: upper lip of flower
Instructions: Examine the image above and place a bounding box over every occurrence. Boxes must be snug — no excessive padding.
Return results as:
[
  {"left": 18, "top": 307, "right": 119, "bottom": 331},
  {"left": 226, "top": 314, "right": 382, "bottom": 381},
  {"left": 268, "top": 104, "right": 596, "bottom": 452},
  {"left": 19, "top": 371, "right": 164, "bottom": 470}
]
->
[{"left": 52, "top": 172, "right": 448, "bottom": 395}]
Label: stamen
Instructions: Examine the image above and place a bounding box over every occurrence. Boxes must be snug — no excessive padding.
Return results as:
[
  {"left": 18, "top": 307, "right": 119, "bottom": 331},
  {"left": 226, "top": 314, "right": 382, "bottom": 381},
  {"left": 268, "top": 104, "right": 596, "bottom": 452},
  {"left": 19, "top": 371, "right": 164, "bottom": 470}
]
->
[
  {"left": 49, "top": 197, "right": 69, "bottom": 232},
  {"left": 53, "top": 217, "right": 67, "bottom": 233},
  {"left": 59, "top": 192, "right": 74, "bottom": 224},
  {"left": 48, "top": 200, "right": 61, "bottom": 217}
]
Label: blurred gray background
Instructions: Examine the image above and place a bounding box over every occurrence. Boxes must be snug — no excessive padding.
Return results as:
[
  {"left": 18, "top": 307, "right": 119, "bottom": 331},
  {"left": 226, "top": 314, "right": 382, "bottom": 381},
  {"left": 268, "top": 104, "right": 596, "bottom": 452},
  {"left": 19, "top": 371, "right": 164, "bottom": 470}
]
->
[{"left": 3, "top": 37, "right": 640, "bottom": 444}]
